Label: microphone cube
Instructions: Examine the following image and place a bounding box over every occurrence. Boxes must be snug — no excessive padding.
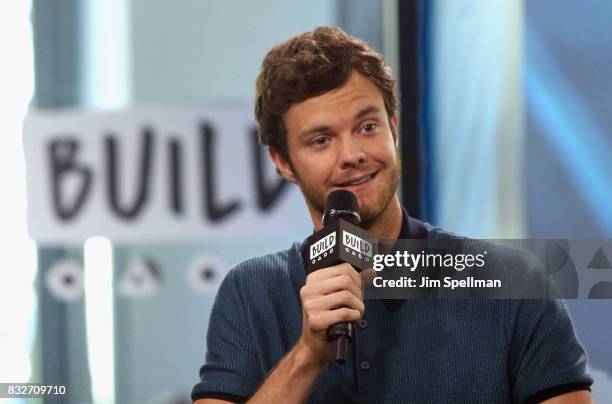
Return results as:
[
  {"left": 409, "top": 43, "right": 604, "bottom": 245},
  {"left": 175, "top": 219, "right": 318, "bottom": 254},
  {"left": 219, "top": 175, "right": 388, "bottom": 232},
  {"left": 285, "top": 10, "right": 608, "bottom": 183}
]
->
[{"left": 305, "top": 219, "right": 377, "bottom": 274}]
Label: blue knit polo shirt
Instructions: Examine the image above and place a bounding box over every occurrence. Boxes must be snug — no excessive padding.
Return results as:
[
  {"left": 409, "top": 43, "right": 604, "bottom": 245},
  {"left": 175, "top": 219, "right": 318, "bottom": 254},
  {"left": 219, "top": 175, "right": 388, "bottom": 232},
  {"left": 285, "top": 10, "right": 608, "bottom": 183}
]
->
[{"left": 191, "top": 212, "right": 592, "bottom": 403}]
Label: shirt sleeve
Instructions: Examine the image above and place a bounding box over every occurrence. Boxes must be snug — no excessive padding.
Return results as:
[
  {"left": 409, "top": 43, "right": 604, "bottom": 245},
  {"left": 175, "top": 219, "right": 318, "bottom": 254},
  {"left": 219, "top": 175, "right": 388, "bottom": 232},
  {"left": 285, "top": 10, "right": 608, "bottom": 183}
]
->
[
  {"left": 508, "top": 299, "right": 593, "bottom": 403},
  {"left": 191, "top": 267, "right": 263, "bottom": 402}
]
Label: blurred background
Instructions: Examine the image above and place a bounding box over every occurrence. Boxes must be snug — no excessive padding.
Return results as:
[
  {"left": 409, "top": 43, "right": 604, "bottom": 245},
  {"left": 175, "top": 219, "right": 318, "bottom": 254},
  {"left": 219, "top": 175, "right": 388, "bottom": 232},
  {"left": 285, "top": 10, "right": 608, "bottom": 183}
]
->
[{"left": 1, "top": 0, "right": 611, "bottom": 403}]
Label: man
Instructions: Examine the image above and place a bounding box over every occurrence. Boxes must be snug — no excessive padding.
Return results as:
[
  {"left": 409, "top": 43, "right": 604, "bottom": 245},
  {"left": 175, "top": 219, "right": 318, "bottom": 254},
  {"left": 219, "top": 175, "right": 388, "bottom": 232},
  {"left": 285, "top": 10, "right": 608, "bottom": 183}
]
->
[{"left": 192, "top": 26, "right": 592, "bottom": 403}]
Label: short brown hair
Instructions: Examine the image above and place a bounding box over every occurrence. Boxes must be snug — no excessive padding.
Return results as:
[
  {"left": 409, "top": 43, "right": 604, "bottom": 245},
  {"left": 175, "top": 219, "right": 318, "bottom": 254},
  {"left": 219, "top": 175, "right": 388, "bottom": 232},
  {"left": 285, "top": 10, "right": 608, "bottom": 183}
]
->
[{"left": 255, "top": 26, "right": 398, "bottom": 163}]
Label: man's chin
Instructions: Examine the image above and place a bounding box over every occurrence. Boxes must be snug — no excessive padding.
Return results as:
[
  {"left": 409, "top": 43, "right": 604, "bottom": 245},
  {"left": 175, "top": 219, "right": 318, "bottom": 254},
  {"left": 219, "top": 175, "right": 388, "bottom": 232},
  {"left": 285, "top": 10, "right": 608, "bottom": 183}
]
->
[
  {"left": 360, "top": 190, "right": 399, "bottom": 225},
  {"left": 302, "top": 182, "right": 397, "bottom": 226},
  {"left": 359, "top": 209, "right": 385, "bottom": 227}
]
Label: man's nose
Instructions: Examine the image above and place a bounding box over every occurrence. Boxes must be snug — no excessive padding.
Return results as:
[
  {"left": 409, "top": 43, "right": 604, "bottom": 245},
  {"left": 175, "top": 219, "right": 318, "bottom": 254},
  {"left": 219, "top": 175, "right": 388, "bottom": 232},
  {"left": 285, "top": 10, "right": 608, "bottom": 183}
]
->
[{"left": 338, "top": 136, "right": 367, "bottom": 169}]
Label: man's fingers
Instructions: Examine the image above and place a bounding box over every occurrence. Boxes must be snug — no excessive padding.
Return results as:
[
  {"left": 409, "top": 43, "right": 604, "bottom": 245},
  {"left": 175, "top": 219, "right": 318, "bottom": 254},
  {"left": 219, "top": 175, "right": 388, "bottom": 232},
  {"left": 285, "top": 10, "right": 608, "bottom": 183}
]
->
[
  {"left": 303, "top": 289, "right": 365, "bottom": 315},
  {"left": 300, "top": 264, "right": 365, "bottom": 335},
  {"left": 306, "top": 263, "right": 361, "bottom": 287},
  {"left": 308, "top": 308, "right": 362, "bottom": 332},
  {"left": 301, "top": 274, "right": 362, "bottom": 301}
]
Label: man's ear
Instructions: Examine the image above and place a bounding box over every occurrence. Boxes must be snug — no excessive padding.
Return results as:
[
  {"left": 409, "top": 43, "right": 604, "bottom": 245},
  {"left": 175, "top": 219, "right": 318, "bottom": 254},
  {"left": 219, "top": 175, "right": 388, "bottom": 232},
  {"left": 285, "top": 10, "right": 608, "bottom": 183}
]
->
[
  {"left": 391, "top": 113, "right": 399, "bottom": 147},
  {"left": 268, "top": 147, "right": 298, "bottom": 183}
]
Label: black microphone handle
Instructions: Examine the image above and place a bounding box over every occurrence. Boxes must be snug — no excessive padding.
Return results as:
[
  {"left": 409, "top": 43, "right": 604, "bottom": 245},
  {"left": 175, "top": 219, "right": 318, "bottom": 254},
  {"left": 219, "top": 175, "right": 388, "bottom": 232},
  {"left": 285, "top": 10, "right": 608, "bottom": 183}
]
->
[
  {"left": 321, "top": 190, "right": 362, "bottom": 364},
  {"left": 327, "top": 322, "right": 352, "bottom": 364}
]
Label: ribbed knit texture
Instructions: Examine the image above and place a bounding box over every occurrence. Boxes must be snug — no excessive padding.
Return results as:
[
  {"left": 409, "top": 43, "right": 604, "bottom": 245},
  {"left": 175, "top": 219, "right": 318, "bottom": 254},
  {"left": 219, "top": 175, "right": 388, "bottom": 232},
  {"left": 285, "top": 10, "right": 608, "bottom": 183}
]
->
[{"left": 192, "top": 221, "right": 592, "bottom": 403}]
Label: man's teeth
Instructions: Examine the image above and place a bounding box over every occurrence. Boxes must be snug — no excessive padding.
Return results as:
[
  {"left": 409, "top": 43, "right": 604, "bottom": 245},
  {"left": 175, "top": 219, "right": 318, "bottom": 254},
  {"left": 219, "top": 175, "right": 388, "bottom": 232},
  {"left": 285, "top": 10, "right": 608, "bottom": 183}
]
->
[{"left": 346, "top": 174, "right": 372, "bottom": 185}]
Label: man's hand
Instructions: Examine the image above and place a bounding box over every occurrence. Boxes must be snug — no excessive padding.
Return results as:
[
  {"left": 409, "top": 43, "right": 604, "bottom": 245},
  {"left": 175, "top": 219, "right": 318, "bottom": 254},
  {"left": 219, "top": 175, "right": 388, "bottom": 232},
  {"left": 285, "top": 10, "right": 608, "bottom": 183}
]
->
[
  {"left": 195, "top": 263, "right": 365, "bottom": 404},
  {"left": 297, "top": 262, "right": 365, "bottom": 365}
]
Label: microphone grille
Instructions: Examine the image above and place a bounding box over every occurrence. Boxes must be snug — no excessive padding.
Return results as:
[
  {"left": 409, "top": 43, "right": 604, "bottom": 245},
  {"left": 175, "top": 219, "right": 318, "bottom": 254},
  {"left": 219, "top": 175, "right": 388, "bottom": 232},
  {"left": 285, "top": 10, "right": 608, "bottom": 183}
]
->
[{"left": 322, "top": 190, "right": 360, "bottom": 225}]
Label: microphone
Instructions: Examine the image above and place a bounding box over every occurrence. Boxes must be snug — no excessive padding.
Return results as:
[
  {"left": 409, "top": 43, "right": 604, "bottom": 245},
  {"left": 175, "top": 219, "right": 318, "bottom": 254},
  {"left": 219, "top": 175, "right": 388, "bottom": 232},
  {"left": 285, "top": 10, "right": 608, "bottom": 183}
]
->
[{"left": 304, "top": 190, "right": 377, "bottom": 364}]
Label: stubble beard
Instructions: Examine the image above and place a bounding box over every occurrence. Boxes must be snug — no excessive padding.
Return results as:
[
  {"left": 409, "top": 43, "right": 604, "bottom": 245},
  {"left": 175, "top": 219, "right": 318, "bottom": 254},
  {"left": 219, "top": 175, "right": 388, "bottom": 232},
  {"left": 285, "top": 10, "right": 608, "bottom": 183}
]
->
[{"left": 295, "top": 154, "right": 402, "bottom": 227}]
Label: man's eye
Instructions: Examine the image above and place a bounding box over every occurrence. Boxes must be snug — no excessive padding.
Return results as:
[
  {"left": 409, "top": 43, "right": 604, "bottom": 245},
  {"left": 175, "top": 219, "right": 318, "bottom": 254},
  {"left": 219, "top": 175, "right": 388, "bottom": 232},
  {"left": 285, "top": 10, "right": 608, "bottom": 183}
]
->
[
  {"left": 361, "top": 123, "right": 378, "bottom": 133},
  {"left": 310, "top": 136, "right": 330, "bottom": 147}
]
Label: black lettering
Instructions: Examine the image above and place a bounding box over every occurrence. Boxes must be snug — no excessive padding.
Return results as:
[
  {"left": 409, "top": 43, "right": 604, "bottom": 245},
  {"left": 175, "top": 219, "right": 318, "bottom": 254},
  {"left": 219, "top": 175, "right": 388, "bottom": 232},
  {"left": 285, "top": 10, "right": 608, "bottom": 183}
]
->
[
  {"left": 105, "top": 128, "right": 153, "bottom": 219},
  {"left": 200, "top": 123, "right": 241, "bottom": 222},
  {"left": 168, "top": 138, "right": 183, "bottom": 214},
  {"left": 48, "top": 138, "right": 92, "bottom": 220}
]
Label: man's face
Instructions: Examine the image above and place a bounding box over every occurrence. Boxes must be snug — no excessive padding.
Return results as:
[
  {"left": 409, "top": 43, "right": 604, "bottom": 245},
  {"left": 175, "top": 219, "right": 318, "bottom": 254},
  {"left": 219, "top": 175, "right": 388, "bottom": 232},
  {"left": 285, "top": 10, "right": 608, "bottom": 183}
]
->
[{"left": 271, "top": 71, "right": 401, "bottom": 227}]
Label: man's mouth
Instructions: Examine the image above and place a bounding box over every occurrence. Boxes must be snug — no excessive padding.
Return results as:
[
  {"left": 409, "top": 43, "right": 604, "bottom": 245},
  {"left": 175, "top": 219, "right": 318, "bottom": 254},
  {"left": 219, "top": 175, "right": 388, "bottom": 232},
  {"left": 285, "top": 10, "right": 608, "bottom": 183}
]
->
[{"left": 336, "top": 171, "right": 378, "bottom": 188}]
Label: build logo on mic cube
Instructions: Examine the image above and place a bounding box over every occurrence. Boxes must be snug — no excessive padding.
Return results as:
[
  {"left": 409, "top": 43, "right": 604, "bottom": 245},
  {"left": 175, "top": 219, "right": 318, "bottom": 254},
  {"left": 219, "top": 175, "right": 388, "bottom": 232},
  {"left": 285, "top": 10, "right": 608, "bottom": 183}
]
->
[{"left": 305, "top": 219, "right": 377, "bottom": 274}]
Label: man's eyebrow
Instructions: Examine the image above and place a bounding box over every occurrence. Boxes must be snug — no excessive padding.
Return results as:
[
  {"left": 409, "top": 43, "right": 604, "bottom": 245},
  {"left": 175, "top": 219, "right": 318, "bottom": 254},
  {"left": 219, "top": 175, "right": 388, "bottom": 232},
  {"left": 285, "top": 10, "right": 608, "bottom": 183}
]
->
[
  {"left": 299, "top": 124, "right": 332, "bottom": 140},
  {"left": 354, "top": 105, "right": 382, "bottom": 121}
]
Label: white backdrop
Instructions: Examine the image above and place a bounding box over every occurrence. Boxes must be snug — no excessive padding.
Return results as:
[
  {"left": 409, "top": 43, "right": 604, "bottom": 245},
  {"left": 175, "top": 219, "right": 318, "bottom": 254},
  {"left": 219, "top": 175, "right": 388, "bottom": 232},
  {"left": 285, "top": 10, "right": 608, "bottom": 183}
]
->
[{"left": 24, "top": 105, "right": 311, "bottom": 244}]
